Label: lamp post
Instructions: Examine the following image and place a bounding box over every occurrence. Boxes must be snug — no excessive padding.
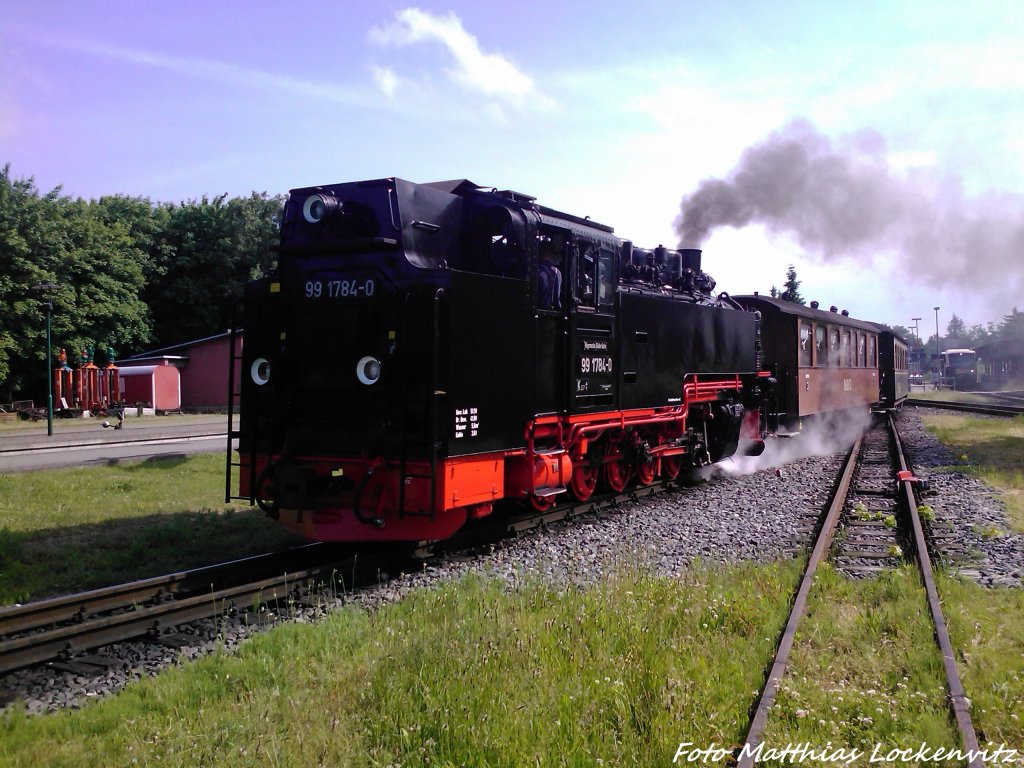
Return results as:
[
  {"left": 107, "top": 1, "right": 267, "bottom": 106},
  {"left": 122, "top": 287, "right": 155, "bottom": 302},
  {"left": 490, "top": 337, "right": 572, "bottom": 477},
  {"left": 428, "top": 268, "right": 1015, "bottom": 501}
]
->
[
  {"left": 933, "top": 306, "right": 941, "bottom": 384},
  {"left": 911, "top": 317, "right": 922, "bottom": 376},
  {"left": 32, "top": 282, "right": 60, "bottom": 436}
]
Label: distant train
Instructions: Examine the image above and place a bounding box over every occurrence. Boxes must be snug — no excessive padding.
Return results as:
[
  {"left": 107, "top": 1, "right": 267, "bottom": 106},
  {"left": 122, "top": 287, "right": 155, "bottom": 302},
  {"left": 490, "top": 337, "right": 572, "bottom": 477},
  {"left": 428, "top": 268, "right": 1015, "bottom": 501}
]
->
[
  {"left": 228, "top": 178, "right": 907, "bottom": 543},
  {"left": 940, "top": 348, "right": 977, "bottom": 391}
]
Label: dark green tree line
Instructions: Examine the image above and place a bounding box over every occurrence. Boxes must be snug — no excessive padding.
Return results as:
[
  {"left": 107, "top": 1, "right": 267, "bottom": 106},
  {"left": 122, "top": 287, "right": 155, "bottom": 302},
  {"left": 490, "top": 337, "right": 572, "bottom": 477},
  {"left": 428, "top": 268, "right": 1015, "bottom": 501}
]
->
[{"left": 0, "top": 165, "right": 282, "bottom": 401}]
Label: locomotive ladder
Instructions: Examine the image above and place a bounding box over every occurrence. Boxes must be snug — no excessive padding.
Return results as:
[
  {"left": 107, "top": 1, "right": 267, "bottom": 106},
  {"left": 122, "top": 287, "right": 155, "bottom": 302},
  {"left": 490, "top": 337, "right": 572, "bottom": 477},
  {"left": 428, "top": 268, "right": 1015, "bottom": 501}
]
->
[{"left": 224, "top": 309, "right": 254, "bottom": 503}]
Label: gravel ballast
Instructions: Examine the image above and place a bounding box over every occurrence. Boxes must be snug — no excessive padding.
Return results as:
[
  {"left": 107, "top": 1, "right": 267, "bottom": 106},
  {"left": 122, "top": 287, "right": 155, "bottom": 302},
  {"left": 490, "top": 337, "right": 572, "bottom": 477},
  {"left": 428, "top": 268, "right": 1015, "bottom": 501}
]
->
[{"left": 896, "top": 406, "right": 1024, "bottom": 588}]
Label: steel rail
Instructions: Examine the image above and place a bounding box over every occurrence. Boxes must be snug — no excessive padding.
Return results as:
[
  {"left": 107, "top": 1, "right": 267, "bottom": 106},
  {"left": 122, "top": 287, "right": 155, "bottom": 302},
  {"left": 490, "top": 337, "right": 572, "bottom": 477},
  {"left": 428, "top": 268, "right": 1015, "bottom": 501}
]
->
[
  {"left": 906, "top": 398, "right": 1024, "bottom": 417},
  {"left": 737, "top": 435, "right": 862, "bottom": 768},
  {"left": 0, "top": 545, "right": 330, "bottom": 641},
  {"left": 0, "top": 544, "right": 358, "bottom": 675},
  {"left": 0, "top": 564, "right": 349, "bottom": 674},
  {"left": 891, "top": 415, "right": 983, "bottom": 768}
]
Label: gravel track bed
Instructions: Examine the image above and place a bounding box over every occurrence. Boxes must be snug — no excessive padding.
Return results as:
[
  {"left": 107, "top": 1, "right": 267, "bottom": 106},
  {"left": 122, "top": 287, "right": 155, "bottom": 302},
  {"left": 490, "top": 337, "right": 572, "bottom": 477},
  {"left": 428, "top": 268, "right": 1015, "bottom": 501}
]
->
[
  {"left": 896, "top": 405, "right": 1024, "bottom": 588},
  {"left": 1, "top": 449, "right": 842, "bottom": 716}
]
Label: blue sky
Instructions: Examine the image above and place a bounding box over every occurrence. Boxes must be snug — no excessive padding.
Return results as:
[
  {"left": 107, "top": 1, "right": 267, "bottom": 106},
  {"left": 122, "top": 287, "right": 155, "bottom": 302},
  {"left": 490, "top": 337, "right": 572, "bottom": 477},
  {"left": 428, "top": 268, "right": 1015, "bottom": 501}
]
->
[{"left": 4, "top": 0, "right": 1024, "bottom": 332}]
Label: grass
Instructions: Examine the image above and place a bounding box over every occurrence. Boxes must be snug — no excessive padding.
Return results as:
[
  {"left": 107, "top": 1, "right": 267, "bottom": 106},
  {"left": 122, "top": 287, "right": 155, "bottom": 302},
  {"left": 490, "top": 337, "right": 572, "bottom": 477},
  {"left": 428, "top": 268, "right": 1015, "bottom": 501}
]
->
[
  {"left": 1, "top": 562, "right": 1021, "bottom": 766},
  {"left": 940, "top": 573, "right": 1024, "bottom": 745},
  {"left": 760, "top": 565, "right": 1024, "bottom": 757},
  {"left": 920, "top": 413, "right": 1024, "bottom": 532},
  {"left": 0, "top": 454, "right": 302, "bottom": 604},
  {"left": 761, "top": 565, "right": 959, "bottom": 752},
  {"left": 0, "top": 561, "right": 803, "bottom": 767}
]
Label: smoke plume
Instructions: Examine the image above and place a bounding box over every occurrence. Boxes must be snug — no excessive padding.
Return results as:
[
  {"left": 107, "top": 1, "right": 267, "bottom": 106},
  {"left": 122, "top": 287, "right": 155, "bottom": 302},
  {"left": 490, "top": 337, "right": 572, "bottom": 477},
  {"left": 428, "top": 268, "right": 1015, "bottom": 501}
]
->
[{"left": 675, "top": 119, "right": 1024, "bottom": 302}]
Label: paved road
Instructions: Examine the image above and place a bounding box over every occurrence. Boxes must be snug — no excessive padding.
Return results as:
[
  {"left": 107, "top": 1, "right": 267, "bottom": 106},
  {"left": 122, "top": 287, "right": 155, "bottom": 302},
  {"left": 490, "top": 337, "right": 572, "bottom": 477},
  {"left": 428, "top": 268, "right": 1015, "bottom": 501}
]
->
[{"left": 0, "top": 414, "right": 235, "bottom": 472}]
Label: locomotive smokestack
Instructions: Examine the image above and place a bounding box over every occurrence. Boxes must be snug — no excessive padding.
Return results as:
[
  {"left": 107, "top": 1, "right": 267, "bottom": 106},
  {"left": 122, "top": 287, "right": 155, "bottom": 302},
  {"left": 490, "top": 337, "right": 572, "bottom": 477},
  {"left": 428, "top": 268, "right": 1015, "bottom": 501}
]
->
[{"left": 680, "top": 248, "right": 702, "bottom": 272}]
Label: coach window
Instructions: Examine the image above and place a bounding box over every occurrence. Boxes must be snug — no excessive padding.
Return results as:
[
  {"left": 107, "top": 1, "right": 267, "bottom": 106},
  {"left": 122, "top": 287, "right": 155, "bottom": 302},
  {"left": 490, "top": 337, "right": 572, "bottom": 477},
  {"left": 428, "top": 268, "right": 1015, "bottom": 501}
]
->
[
  {"left": 869, "top": 336, "right": 877, "bottom": 367},
  {"left": 829, "top": 328, "right": 841, "bottom": 367},
  {"left": 799, "top": 323, "right": 813, "bottom": 367},
  {"left": 858, "top": 334, "right": 867, "bottom": 367},
  {"left": 815, "top": 325, "right": 827, "bottom": 366},
  {"left": 842, "top": 331, "right": 852, "bottom": 367}
]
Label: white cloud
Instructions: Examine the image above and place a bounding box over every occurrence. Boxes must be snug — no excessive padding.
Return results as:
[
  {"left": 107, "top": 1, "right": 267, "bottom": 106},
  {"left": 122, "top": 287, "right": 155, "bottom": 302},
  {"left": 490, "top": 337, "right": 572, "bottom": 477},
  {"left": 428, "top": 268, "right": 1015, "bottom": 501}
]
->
[
  {"left": 370, "top": 8, "right": 547, "bottom": 108},
  {"left": 371, "top": 64, "right": 399, "bottom": 98}
]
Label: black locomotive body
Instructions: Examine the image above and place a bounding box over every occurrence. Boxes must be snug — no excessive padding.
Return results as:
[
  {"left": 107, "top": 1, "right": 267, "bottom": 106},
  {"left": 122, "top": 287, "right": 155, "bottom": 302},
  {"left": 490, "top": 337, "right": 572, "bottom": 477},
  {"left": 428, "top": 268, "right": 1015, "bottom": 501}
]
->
[{"left": 233, "top": 178, "right": 767, "bottom": 542}]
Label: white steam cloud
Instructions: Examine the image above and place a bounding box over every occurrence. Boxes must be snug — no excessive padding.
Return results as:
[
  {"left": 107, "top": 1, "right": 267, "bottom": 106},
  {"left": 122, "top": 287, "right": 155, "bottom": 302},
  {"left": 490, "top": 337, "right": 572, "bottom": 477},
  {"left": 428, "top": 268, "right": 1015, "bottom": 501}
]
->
[{"left": 718, "top": 407, "right": 872, "bottom": 478}]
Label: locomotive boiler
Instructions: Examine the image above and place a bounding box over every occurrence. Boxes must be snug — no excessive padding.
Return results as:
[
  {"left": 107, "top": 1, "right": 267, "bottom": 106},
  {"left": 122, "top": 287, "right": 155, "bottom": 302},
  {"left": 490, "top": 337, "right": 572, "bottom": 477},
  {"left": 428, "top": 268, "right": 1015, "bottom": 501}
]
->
[{"left": 230, "top": 178, "right": 769, "bottom": 542}]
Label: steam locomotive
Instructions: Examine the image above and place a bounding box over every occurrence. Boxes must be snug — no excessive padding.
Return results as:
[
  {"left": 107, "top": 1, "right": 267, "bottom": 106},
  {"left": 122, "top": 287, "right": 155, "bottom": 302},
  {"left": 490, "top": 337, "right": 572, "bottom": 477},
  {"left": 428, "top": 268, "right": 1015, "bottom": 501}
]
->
[{"left": 229, "top": 177, "right": 906, "bottom": 543}]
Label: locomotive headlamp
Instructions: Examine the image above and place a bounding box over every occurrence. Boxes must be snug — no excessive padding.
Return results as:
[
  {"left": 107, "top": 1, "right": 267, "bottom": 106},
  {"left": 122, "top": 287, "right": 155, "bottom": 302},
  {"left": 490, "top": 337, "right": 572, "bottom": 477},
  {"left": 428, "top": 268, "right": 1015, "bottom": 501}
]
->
[
  {"left": 251, "top": 357, "right": 271, "bottom": 386},
  {"left": 356, "top": 355, "right": 382, "bottom": 385},
  {"left": 302, "top": 194, "right": 341, "bottom": 224}
]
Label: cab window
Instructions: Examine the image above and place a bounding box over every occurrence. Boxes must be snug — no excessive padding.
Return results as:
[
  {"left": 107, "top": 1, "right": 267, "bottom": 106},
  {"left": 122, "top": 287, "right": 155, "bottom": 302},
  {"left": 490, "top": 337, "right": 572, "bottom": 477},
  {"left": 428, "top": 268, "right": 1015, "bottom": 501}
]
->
[
  {"left": 597, "top": 249, "right": 615, "bottom": 307},
  {"left": 473, "top": 205, "right": 526, "bottom": 278},
  {"left": 575, "top": 244, "right": 595, "bottom": 306},
  {"left": 536, "top": 230, "right": 565, "bottom": 311}
]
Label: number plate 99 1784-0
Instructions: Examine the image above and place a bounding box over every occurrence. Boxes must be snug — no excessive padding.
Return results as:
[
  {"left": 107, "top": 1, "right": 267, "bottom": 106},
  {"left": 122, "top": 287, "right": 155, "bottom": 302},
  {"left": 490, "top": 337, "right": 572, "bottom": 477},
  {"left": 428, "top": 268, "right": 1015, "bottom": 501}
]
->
[{"left": 303, "top": 278, "right": 376, "bottom": 299}]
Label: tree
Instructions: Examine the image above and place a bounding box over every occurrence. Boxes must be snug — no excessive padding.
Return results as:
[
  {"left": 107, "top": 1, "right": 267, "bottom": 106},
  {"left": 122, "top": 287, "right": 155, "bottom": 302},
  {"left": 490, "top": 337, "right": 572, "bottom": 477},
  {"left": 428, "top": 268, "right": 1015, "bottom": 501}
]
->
[
  {"left": 779, "top": 264, "right": 805, "bottom": 305},
  {"left": 945, "top": 314, "right": 967, "bottom": 340},
  {"left": 0, "top": 168, "right": 163, "bottom": 400},
  {"left": 0, "top": 166, "right": 284, "bottom": 400},
  {"left": 998, "top": 307, "right": 1024, "bottom": 340},
  {"left": 964, "top": 324, "right": 991, "bottom": 347},
  {"left": 144, "top": 192, "right": 282, "bottom": 348},
  {"left": 0, "top": 166, "right": 68, "bottom": 399},
  {"left": 57, "top": 197, "right": 153, "bottom": 365}
]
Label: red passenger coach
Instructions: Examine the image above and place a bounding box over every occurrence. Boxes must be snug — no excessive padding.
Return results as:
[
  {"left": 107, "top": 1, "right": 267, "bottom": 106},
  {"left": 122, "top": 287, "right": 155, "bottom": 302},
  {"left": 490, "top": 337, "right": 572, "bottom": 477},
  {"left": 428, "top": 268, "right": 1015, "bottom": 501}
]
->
[{"left": 734, "top": 296, "right": 881, "bottom": 431}]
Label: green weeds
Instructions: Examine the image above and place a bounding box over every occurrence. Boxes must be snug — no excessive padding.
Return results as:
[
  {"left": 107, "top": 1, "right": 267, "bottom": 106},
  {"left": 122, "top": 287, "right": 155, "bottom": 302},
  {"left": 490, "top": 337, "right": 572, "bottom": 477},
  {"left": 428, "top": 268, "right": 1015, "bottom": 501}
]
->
[
  {"left": 0, "top": 562, "right": 802, "bottom": 767},
  {"left": 0, "top": 455, "right": 301, "bottom": 604},
  {"left": 921, "top": 413, "right": 1024, "bottom": 532}
]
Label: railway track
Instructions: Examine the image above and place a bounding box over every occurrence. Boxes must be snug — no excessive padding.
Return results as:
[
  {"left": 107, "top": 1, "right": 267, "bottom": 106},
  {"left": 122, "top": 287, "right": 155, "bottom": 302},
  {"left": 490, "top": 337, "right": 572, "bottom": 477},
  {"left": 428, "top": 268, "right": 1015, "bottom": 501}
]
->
[
  {"left": 906, "top": 397, "right": 1024, "bottom": 417},
  {"left": 738, "top": 416, "right": 982, "bottom": 767},
  {"left": 0, "top": 474, "right": 681, "bottom": 692},
  {"left": 0, "top": 543, "right": 385, "bottom": 679}
]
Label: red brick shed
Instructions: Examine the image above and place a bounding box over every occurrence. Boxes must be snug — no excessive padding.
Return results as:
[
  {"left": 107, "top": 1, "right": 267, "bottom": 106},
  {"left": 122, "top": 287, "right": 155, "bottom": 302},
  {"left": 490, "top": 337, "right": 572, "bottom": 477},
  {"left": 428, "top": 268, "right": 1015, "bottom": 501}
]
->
[{"left": 123, "top": 331, "right": 242, "bottom": 410}]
